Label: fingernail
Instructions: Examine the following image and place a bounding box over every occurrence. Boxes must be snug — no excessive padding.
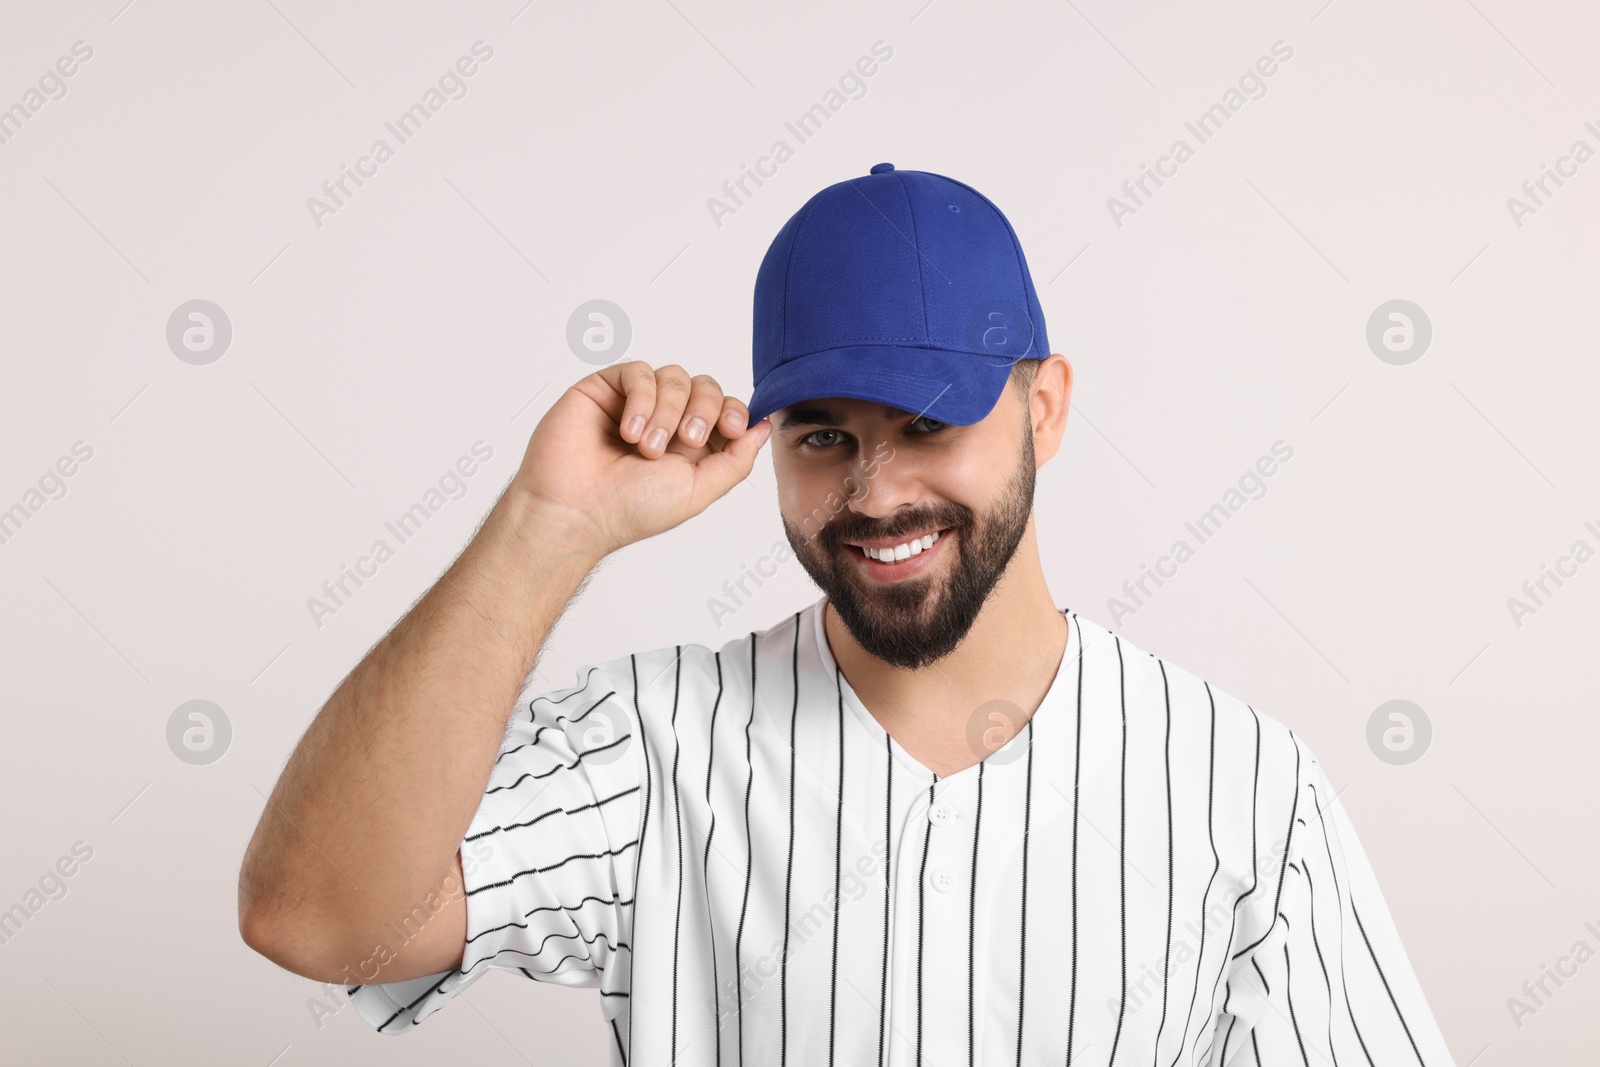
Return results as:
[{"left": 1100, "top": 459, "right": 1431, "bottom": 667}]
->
[
  {"left": 648, "top": 427, "right": 668, "bottom": 451},
  {"left": 686, "top": 417, "right": 706, "bottom": 442},
  {"left": 626, "top": 415, "right": 645, "bottom": 439}
]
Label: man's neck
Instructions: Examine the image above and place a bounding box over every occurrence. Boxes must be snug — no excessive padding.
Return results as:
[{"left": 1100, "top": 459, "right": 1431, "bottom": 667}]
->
[{"left": 822, "top": 525, "right": 1069, "bottom": 749}]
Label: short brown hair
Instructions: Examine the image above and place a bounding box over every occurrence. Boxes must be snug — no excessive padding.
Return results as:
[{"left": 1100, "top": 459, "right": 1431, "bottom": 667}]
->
[{"left": 1008, "top": 356, "right": 1041, "bottom": 401}]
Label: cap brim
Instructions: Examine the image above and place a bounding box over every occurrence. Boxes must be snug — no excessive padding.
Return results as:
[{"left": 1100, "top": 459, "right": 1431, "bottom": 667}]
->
[{"left": 746, "top": 345, "right": 1020, "bottom": 428}]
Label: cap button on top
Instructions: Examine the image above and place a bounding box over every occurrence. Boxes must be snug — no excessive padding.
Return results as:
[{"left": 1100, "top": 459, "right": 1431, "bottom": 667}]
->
[{"left": 870, "top": 162, "right": 895, "bottom": 174}]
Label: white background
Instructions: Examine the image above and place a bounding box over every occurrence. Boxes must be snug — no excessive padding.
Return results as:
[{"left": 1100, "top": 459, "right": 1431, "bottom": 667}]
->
[{"left": 0, "top": 0, "right": 1594, "bottom": 1062}]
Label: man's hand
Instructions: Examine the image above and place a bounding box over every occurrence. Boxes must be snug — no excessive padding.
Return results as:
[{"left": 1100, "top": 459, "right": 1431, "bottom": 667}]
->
[{"left": 511, "top": 361, "right": 772, "bottom": 557}]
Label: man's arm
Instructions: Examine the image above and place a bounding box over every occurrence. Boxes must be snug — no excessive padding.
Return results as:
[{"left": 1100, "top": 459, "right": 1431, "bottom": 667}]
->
[
  {"left": 237, "top": 487, "right": 604, "bottom": 984},
  {"left": 236, "top": 362, "right": 771, "bottom": 987},
  {"left": 1206, "top": 737, "right": 1456, "bottom": 1066}
]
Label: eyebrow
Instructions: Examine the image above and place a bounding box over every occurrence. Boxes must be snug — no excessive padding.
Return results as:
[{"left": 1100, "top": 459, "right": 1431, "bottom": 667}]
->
[{"left": 778, "top": 405, "right": 916, "bottom": 430}]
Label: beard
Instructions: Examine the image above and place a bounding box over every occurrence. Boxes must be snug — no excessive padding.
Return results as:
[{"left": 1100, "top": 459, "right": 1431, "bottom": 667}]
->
[{"left": 782, "top": 416, "right": 1037, "bottom": 671}]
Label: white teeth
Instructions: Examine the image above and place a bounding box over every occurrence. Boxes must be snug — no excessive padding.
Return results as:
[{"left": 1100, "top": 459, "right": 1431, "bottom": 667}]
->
[{"left": 864, "top": 530, "right": 941, "bottom": 562}]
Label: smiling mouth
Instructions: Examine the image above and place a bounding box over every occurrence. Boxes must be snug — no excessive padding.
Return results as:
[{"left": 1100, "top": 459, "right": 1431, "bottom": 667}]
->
[{"left": 846, "top": 528, "right": 950, "bottom": 564}]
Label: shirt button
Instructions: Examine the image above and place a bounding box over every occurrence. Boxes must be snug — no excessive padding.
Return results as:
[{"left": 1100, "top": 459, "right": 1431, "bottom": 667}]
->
[
  {"left": 930, "top": 867, "right": 955, "bottom": 893},
  {"left": 929, "top": 803, "right": 957, "bottom": 826}
]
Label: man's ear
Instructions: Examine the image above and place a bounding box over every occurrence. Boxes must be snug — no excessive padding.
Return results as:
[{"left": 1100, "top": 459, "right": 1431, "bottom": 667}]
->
[{"left": 1030, "top": 353, "right": 1072, "bottom": 467}]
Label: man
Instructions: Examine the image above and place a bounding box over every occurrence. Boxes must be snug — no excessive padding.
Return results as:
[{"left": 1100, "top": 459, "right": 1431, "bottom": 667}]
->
[{"left": 239, "top": 164, "right": 1456, "bottom": 1066}]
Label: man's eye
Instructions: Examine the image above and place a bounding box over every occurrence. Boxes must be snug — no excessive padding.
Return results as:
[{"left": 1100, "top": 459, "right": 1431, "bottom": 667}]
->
[
  {"left": 800, "top": 418, "right": 946, "bottom": 449},
  {"left": 801, "top": 429, "right": 845, "bottom": 449}
]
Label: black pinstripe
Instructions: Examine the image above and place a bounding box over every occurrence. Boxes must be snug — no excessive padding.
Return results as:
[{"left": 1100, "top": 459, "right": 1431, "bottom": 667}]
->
[
  {"left": 1066, "top": 615, "right": 1085, "bottom": 1067},
  {"left": 734, "top": 634, "right": 759, "bottom": 1067},
  {"left": 627, "top": 652, "right": 651, "bottom": 1067},
  {"left": 879, "top": 731, "right": 892, "bottom": 1067},
  {"left": 1108, "top": 631, "right": 1129, "bottom": 1067},
  {"left": 1235, "top": 745, "right": 1299, "bottom": 964},
  {"left": 1153, "top": 660, "right": 1174, "bottom": 1067},
  {"left": 968, "top": 760, "right": 984, "bottom": 1067},
  {"left": 701, "top": 652, "right": 725, "bottom": 1067},
  {"left": 779, "top": 615, "right": 800, "bottom": 1067},
  {"left": 916, "top": 776, "right": 936, "bottom": 1065},
  {"left": 1355, "top": 902, "right": 1427, "bottom": 1065},
  {"left": 1015, "top": 717, "right": 1034, "bottom": 1067},
  {"left": 1188, "top": 707, "right": 1264, "bottom": 1066},
  {"left": 1172, "top": 683, "right": 1221, "bottom": 1067},
  {"left": 828, "top": 659, "right": 845, "bottom": 1067},
  {"left": 1300, "top": 860, "right": 1338, "bottom": 1067},
  {"left": 668, "top": 648, "right": 685, "bottom": 1063}
]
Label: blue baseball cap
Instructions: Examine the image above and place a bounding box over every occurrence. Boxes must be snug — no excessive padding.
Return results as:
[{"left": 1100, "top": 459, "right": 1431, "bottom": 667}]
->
[{"left": 747, "top": 162, "right": 1050, "bottom": 428}]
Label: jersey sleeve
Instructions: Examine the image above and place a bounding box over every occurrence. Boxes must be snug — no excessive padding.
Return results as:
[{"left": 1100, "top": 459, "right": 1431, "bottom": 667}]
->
[
  {"left": 1204, "top": 737, "right": 1456, "bottom": 1066},
  {"left": 346, "top": 657, "right": 644, "bottom": 1034}
]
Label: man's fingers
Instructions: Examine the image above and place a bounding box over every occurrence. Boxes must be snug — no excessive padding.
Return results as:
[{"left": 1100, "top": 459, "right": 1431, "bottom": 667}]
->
[
  {"left": 635, "top": 365, "right": 693, "bottom": 457},
  {"left": 593, "top": 363, "right": 753, "bottom": 460},
  {"left": 718, "top": 397, "right": 750, "bottom": 437},
  {"left": 675, "top": 375, "right": 730, "bottom": 448},
  {"left": 612, "top": 361, "right": 657, "bottom": 445},
  {"left": 691, "top": 418, "right": 771, "bottom": 507}
]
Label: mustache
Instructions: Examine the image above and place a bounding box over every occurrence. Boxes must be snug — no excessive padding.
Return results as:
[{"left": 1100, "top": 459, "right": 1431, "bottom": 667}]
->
[{"left": 825, "top": 513, "right": 966, "bottom": 547}]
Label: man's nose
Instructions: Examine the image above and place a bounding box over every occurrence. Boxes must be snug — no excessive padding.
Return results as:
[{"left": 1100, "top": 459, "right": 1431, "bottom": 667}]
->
[{"left": 841, "top": 443, "right": 920, "bottom": 521}]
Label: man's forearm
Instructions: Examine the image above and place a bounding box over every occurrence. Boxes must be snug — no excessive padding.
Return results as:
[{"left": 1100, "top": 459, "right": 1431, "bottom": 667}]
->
[{"left": 238, "top": 485, "right": 604, "bottom": 956}]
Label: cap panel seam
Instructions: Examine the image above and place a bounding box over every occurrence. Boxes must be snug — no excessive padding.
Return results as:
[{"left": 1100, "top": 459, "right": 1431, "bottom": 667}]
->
[
  {"left": 891, "top": 172, "right": 931, "bottom": 342},
  {"left": 775, "top": 339, "right": 998, "bottom": 358},
  {"left": 780, "top": 198, "right": 823, "bottom": 360},
  {"left": 785, "top": 336, "right": 943, "bottom": 346},
  {"left": 937, "top": 174, "right": 1042, "bottom": 355}
]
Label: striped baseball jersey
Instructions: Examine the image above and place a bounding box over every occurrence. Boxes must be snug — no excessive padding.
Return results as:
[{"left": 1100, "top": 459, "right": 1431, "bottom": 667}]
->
[{"left": 348, "top": 594, "right": 1455, "bottom": 1066}]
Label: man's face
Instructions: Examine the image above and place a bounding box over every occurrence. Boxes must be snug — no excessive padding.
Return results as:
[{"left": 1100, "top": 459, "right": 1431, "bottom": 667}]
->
[{"left": 772, "top": 383, "right": 1037, "bottom": 671}]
